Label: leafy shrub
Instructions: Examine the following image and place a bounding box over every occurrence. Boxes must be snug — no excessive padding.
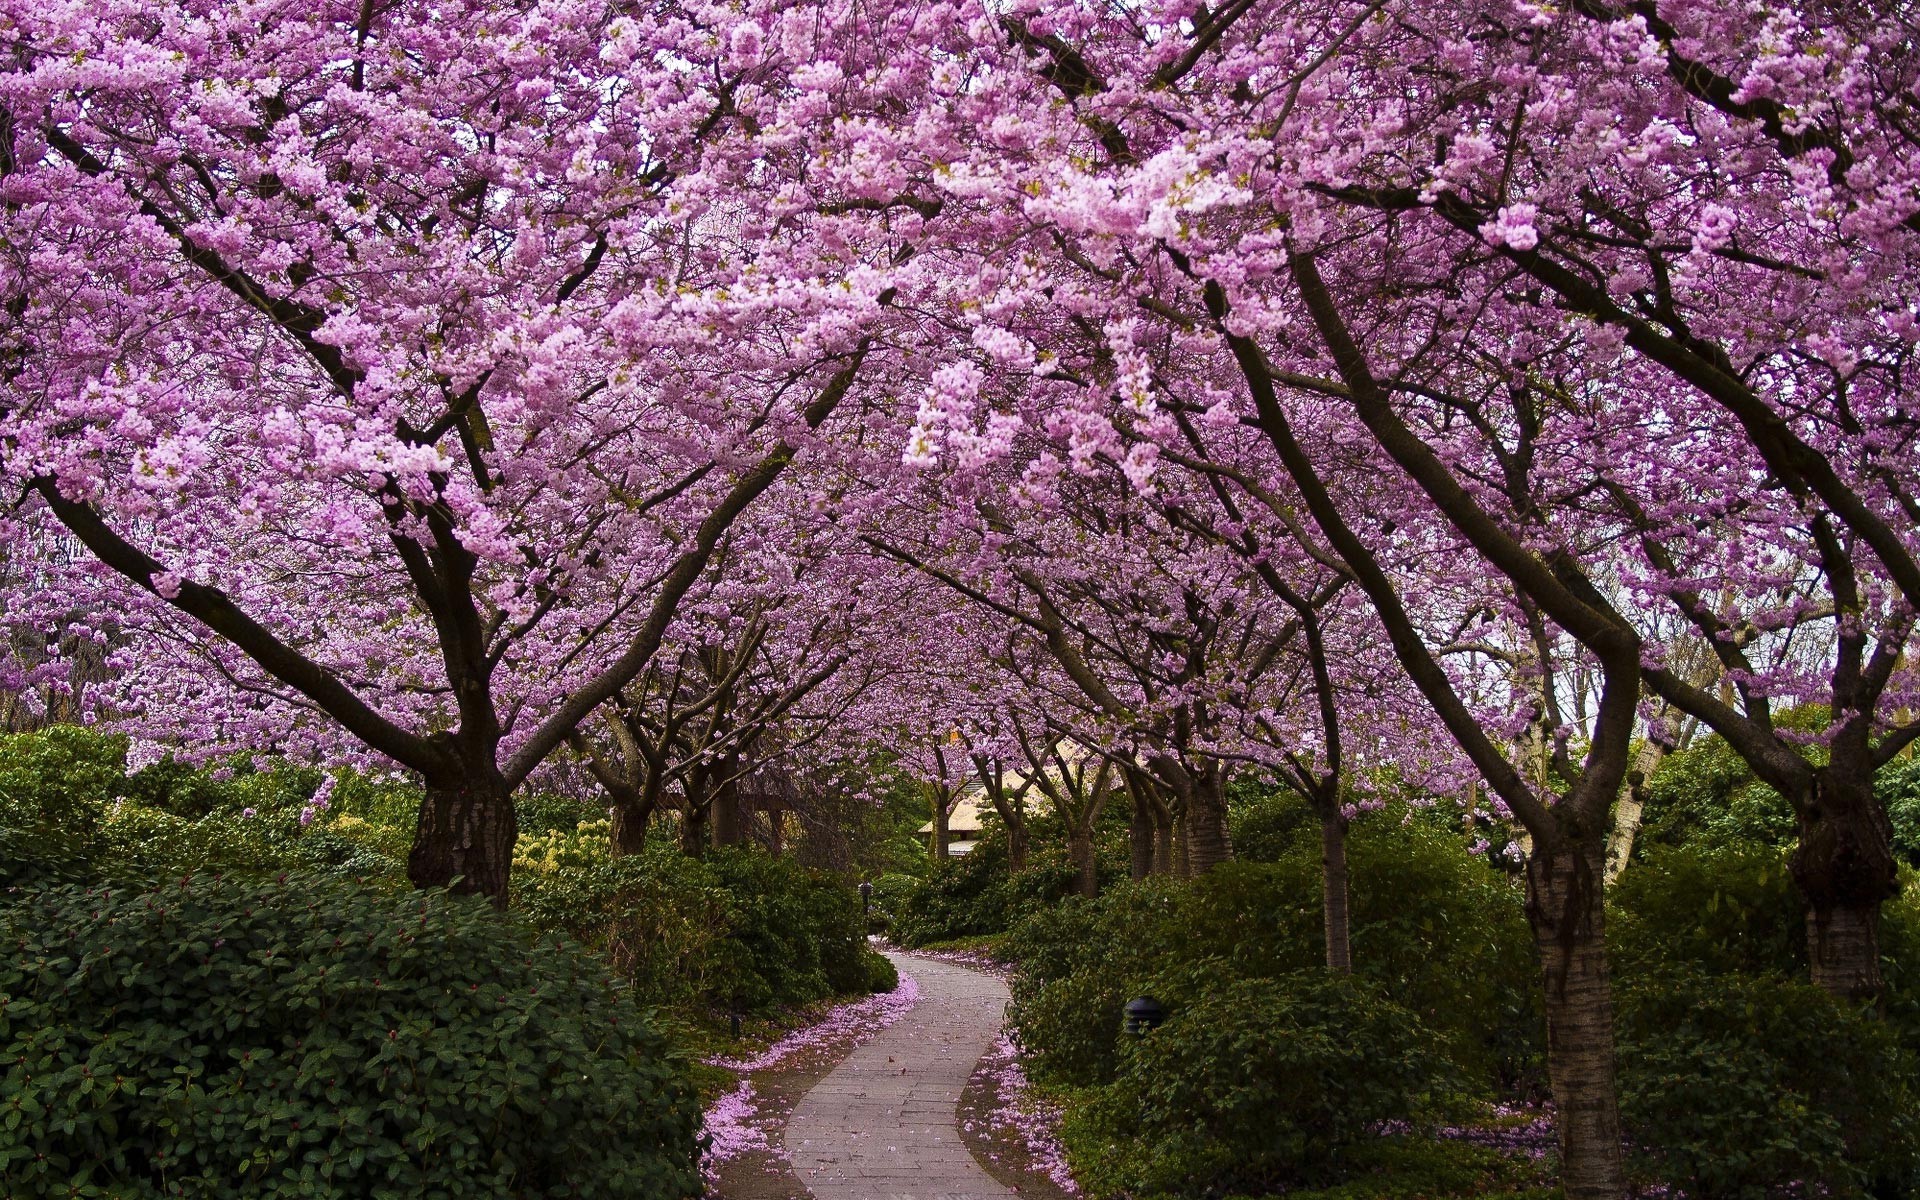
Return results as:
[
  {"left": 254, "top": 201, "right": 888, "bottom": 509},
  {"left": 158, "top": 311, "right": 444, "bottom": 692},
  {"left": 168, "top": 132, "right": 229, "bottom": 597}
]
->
[
  {"left": 1635, "top": 715, "right": 1920, "bottom": 864},
  {"left": 1064, "top": 971, "right": 1450, "bottom": 1198},
  {"left": 0, "top": 872, "right": 701, "bottom": 1199},
  {"left": 1638, "top": 731, "right": 1802, "bottom": 853},
  {"left": 1617, "top": 965, "right": 1920, "bottom": 1199},
  {"left": 864, "top": 950, "right": 901, "bottom": 992},
  {"left": 515, "top": 838, "right": 892, "bottom": 1013},
  {"left": 705, "top": 847, "right": 882, "bottom": 1005},
  {"left": 1882, "top": 755, "right": 1920, "bottom": 869},
  {"left": 0, "top": 726, "right": 120, "bottom": 886},
  {"left": 1224, "top": 1134, "right": 1552, "bottom": 1200},
  {"left": 891, "top": 835, "right": 1080, "bottom": 947},
  {"left": 1611, "top": 844, "right": 1920, "bottom": 1050},
  {"left": 1607, "top": 843, "right": 1808, "bottom": 978},
  {"left": 864, "top": 870, "right": 922, "bottom": 935},
  {"left": 1609, "top": 844, "right": 1920, "bottom": 1195},
  {"left": 1226, "top": 783, "right": 1316, "bottom": 863},
  {"left": 1005, "top": 814, "right": 1538, "bottom": 1094},
  {"left": 0, "top": 728, "right": 403, "bottom": 891}
]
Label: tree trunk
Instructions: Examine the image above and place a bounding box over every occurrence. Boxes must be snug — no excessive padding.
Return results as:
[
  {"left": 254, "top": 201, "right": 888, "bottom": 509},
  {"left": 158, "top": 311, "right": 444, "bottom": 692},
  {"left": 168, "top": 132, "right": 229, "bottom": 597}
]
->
[
  {"left": 1185, "top": 771, "right": 1233, "bottom": 874},
  {"left": 1129, "top": 786, "right": 1154, "bottom": 881},
  {"left": 766, "top": 804, "right": 784, "bottom": 856},
  {"left": 932, "top": 791, "right": 951, "bottom": 862},
  {"left": 712, "top": 763, "right": 744, "bottom": 847},
  {"left": 712, "top": 795, "right": 740, "bottom": 846},
  {"left": 1068, "top": 827, "right": 1098, "bottom": 897},
  {"left": 609, "top": 792, "right": 651, "bottom": 857},
  {"left": 1524, "top": 841, "right": 1626, "bottom": 1200},
  {"left": 681, "top": 799, "right": 710, "bottom": 857},
  {"left": 1007, "top": 819, "right": 1029, "bottom": 872},
  {"left": 1791, "top": 773, "right": 1898, "bottom": 1001},
  {"left": 409, "top": 773, "right": 517, "bottom": 908},
  {"left": 1321, "top": 809, "right": 1352, "bottom": 975},
  {"left": 1603, "top": 739, "right": 1668, "bottom": 884},
  {"left": 1152, "top": 804, "right": 1175, "bottom": 875}
]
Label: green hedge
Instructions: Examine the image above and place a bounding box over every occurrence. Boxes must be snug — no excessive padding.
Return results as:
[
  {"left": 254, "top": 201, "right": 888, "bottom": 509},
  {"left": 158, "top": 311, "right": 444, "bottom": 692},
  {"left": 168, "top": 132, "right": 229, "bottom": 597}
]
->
[
  {"left": 1065, "top": 971, "right": 1451, "bottom": 1197},
  {"left": 0, "top": 872, "right": 701, "bottom": 1199},
  {"left": 1636, "top": 717, "right": 1920, "bottom": 866},
  {"left": 890, "top": 829, "right": 1124, "bottom": 948},
  {"left": 0, "top": 728, "right": 407, "bottom": 890},
  {"left": 1618, "top": 965, "right": 1919, "bottom": 1198},
  {"left": 1004, "top": 812, "right": 1538, "bottom": 1095},
  {"left": 515, "top": 840, "right": 894, "bottom": 1013},
  {"left": 1609, "top": 843, "right": 1920, "bottom": 1196}
]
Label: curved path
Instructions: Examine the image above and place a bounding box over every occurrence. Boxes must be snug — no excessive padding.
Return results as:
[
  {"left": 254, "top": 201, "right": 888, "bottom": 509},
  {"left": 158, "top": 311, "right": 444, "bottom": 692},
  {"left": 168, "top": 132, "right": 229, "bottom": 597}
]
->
[{"left": 785, "top": 952, "right": 1016, "bottom": 1200}]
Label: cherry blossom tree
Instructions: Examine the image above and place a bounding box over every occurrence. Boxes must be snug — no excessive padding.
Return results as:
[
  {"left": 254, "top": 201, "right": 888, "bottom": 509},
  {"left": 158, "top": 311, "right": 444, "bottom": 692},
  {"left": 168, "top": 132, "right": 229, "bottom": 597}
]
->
[{"left": 0, "top": 0, "right": 986, "bottom": 903}]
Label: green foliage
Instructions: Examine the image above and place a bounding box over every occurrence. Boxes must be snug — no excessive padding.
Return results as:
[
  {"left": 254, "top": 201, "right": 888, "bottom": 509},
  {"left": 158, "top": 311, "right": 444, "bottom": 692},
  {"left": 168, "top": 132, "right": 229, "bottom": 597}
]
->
[
  {"left": 863, "top": 949, "right": 900, "bottom": 993},
  {"left": 1637, "top": 730, "right": 1799, "bottom": 852},
  {"left": 0, "top": 872, "right": 701, "bottom": 1199},
  {"left": 1610, "top": 844, "right": 1920, "bottom": 1051},
  {"left": 1882, "top": 755, "right": 1920, "bottom": 868},
  {"left": 1636, "top": 716, "right": 1920, "bottom": 864},
  {"left": 1610, "top": 842, "right": 1920, "bottom": 1195},
  {"left": 890, "top": 835, "right": 1081, "bottom": 947},
  {"left": 1225, "top": 783, "right": 1315, "bottom": 864},
  {"left": 1005, "top": 813, "right": 1539, "bottom": 1095},
  {"left": 515, "top": 789, "right": 596, "bottom": 837},
  {"left": 0, "top": 725, "right": 120, "bottom": 885},
  {"left": 864, "top": 870, "right": 922, "bottom": 935},
  {"left": 0, "top": 728, "right": 404, "bottom": 890},
  {"left": 1608, "top": 843, "right": 1808, "bottom": 977},
  {"left": 1063, "top": 972, "right": 1451, "bottom": 1198},
  {"left": 1617, "top": 965, "right": 1920, "bottom": 1200},
  {"left": 515, "top": 837, "right": 892, "bottom": 1014},
  {"left": 1221, "top": 1135, "right": 1551, "bottom": 1200}
]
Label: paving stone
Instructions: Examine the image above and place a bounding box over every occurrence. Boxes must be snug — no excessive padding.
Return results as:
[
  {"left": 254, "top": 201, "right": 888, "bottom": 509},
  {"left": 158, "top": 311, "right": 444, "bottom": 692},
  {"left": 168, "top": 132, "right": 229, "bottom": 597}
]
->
[{"left": 786, "top": 953, "right": 1016, "bottom": 1200}]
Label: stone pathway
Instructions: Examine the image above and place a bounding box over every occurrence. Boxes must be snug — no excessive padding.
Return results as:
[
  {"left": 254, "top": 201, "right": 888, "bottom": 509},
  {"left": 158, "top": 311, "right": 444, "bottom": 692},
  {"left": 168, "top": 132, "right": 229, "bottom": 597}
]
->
[{"left": 785, "top": 952, "right": 1017, "bottom": 1200}]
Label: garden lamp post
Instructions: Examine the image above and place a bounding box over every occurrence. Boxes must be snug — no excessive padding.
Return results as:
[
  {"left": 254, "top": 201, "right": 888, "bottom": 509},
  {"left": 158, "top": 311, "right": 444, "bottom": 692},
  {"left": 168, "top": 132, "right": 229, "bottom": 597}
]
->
[
  {"left": 1123, "top": 996, "right": 1167, "bottom": 1036},
  {"left": 859, "top": 880, "right": 873, "bottom": 914}
]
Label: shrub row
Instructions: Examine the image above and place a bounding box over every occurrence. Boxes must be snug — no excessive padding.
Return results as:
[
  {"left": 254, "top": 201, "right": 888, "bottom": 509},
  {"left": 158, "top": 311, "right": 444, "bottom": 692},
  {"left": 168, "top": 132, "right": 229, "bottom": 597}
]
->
[
  {"left": 0, "top": 872, "right": 702, "bottom": 1199},
  {"left": 1004, "top": 792, "right": 1920, "bottom": 1198},
  {"left": 515, "top": 833, "right": 897, "bottom": 1013}
]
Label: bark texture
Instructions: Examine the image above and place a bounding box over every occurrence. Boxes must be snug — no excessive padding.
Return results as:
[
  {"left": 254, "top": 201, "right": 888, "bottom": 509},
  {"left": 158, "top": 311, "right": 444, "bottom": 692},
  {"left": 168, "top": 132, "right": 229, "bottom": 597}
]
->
[
  {"left": 1129, "top": 786, "right": 1155, "bottom": 880},
  {"left": 1152, "top": 805, "right": 1175, "bottom": 876},
  {"left": 1602, "top": 739, "right": 1670, "bottom": 884},
  {"left": 408, "top": 773, "right": 517, "bottom": 907},
  {"left": 1791, "top": 774, "right": 1899, "bottom": 1001},
  {"left": 1525, "top": 842, "right": 1626, "bottom": 1200},
  {"left": 1321, "top": 810, "right": 1352, "bottom": 975},
  {"left": 1068, "top": 829, "right": 1097, "bottom": 897},
  {"left": 1183, "top": 770, "right": 1233, "bottom": 874},
  {"left": 608, "top": 787, "right": 653, "bottom": 857},
  {"left": 680, "top": 800, "right": 710, "bottom": 857},
  {"left": 931, "top": 791, "right": 951, "bottom": 861}
]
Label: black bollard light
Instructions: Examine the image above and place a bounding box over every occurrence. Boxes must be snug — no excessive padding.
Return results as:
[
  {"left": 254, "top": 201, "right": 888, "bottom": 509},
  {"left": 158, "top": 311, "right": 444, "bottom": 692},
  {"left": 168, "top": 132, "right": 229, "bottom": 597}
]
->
[
  {"left": 859, "top": 880, "right": 873, "bottom": 914},
  {"left": 1123, "top": 995, "right": 1167, "bottom": 1036}
]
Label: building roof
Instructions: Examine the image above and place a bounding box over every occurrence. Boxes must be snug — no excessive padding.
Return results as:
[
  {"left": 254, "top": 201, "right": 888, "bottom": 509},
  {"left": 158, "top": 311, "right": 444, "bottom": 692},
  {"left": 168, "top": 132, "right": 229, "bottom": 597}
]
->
[{"left": 917, "top": 789, "right": 1049, "bottom": 836}]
